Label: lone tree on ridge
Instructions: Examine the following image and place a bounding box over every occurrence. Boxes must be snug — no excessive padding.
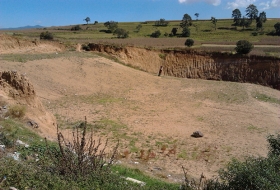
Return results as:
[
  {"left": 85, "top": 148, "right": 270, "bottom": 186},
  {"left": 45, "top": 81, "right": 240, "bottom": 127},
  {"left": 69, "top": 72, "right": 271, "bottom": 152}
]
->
[{"left": 84, "top": 17, "right": 90, "bottom": 25}]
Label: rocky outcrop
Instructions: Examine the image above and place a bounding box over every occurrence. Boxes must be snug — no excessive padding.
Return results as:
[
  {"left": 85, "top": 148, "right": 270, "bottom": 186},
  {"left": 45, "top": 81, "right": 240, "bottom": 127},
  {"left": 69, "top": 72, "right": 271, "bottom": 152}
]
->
[
  {"left": 86, "top": 43, "right": 280, "bottom": 90},
  {"left": 0, "top": 71, "right": 35, "bottom": 99},
  {"left": 0, "top": 70, "right": 57, "bottom": 139}
]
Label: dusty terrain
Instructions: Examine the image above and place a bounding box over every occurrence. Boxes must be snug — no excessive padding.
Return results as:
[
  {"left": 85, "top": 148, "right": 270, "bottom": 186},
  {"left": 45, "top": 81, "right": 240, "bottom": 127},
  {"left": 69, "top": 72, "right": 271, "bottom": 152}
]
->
[{"left": 0, "top": 34, "right": 279, "bottom": 182}]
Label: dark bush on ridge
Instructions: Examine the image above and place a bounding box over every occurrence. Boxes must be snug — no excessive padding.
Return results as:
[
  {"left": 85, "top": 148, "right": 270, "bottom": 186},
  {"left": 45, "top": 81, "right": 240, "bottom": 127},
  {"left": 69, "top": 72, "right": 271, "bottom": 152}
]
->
[
  {"left": 185, "top": 39, "right": 194, "bottom": 47},
  {"left": 235, "top": 40, "right": 254, "bottom": 54},
  {"left": 40, "top": 31, "right": 53, "bottom": 40}
]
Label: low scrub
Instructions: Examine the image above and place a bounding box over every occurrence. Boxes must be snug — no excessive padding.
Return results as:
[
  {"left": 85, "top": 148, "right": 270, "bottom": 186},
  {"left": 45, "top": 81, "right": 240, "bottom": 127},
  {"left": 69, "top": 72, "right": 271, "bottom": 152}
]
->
[
  {"left": 5, "top": 104, "right": 26, "bottom": 118},
  {"left": 40, "top": 31, "right": 53, "bottom": 40},
  {"left": 201, "top": 134, "right": 280, "bottom": 189}
]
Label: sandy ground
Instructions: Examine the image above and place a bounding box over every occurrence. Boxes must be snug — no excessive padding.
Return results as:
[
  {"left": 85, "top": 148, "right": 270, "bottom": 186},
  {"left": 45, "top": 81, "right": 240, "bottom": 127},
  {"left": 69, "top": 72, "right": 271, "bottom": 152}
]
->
[{"left": 0, "top": 39, "right": 279, "bottom": 182}]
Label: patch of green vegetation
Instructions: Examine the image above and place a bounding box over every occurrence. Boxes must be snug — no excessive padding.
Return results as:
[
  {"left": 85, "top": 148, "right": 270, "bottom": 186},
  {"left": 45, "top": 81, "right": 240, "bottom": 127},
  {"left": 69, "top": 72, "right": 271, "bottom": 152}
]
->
[
  {"left": 222, "top": 146, "right": 233, "bottom": 153},
  {"left": 247, "top": 124, "right": 266, "bottom": 133},
  {"left": 0, "top": 117, "right": 179, "bottom": 190},
  {"left": 158, "top": 53, "right": 167, "bottom": 60},
  {"left": 191, "top": 151, "right": 198, "bottom": 160},
  {"left": 0, "top": 119, "right": 42, "bottom": 146},
  {"left": 112, "top": 165, "right": 180, "bottom": 189},
  {"left": 193, "top": 82, "right": 249, "bottom": 104},
  {"left": 254, "top": 92, "right": 280, "bottom": 104},
  {"left": 178, "top": 149, "right": 188, "bottom": 160},
  {"left": 197, "top": 116, "right": 204, "bottom": 121},
  {"left": 0, "top": 51, "right": 97, "bottom": 62}
]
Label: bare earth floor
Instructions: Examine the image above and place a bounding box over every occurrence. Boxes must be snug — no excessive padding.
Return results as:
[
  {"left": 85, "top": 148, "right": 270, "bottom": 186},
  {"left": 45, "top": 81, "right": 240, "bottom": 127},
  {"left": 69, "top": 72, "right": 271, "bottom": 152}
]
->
[{"left": 0, "top": 49, "right": 279, "bottom": 182}]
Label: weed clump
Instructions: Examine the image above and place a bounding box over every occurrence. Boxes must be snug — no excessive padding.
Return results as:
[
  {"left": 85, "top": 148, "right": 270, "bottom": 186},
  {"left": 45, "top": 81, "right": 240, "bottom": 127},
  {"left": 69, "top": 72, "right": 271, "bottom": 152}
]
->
[{"left": 5, "top": 105, "right": 26, "bottom": 118}]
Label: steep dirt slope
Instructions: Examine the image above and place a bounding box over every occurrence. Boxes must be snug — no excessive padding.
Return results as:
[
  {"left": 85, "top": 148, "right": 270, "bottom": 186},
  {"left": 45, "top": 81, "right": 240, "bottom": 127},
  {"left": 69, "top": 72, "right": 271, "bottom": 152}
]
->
[
  {"left": 0, "top": 54, "right": 279, "bottom": 180},
  {"left": 86, "top": 43, "right": 280, "bottom": 90},
  {"left": 0, "top": 71, "right": 57, "bottom": 139}
]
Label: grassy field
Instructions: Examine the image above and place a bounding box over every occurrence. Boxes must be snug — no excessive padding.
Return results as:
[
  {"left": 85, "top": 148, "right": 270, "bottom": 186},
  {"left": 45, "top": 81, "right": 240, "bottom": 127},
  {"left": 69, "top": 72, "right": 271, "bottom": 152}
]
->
[
  {"left": 2, "top": 18, "right": 279, "bottom": 56},
  {"left": 3, "top": 19, "right": 280, "bottom": 44}
]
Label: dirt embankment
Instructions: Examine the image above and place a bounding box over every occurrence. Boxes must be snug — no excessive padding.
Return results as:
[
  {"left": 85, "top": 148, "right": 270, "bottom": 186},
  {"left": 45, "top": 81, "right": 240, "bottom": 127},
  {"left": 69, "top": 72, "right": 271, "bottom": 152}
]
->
[
  {"left": 0, "top": 33, "right": 64, "bottom": 54},
  {"left": 0, "top": 71, "right": 57, "bottom": 139},
  {"left": 86, "top": 43, "right": 280, "bottom": 90}
]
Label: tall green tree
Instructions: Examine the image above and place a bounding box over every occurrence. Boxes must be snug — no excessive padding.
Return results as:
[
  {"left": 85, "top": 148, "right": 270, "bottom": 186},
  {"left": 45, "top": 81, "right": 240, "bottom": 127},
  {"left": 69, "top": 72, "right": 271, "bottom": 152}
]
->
[
  {"left": 274, "top": 22, "right": 280, "bottom": 35},
  {"left": 181, "top": 27, "right": 190, "bottom": 37},
  {"left": 211, "top": 17, "right": 218, "bottom": 30},
  {"left": 194, "top": 13, "right": 199, "bottom": 20},
  {"left": 232, "top": 9, "right": 242, "bottom": 26},
  {"left": 240, "top": 16, "right": 252, "bottom": 29},
  {"left": 84, "top": 17, "right": 90, "bottom": 25},
  {"left": 155, "top": 18, "right": 169, "bottom": 26},
  {"left": 104, "top": 21, "right": 118, "bottom": 33},
  {"left": 135, "top": 24, "right": 142, "bottom": 32},
  {"left": 180, "top": 14, "right": 192, "bottom": 28},
  {"left": 255, "top": 11, "right": 266, "bottom": 30},
  {"left": 246, "top": 4, "right": 258, "bottom": 21}
]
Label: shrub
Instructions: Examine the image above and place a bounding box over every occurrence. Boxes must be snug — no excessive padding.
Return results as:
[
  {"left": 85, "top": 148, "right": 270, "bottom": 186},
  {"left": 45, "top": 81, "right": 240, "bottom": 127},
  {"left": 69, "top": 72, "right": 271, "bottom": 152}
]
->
[
  {"left": 151, "top": 30, "right": 161, "bottom": 38},
  {"left": 113, "top": 28, "right": 129, "bottom": 38},
  {"left": 71, "top": 25, "right": 82, "bottom": 31},
  {"left": 235, "top": 40, "right": 254, "bottom": 54},
  {"left": 203, "top": 133, "right": 280, "bottom": 189},
  {"left": 46, "top": 117, "right": 119, "bottom": 179},
  {"left": 267, "top": 134, "right": 280, "bottom": 156},
  {"left": 81, "top": 44, "right": 90, "bottom": 51},
  {"left": 274, "top": 22, "right": 280, "bottom": 35},
  {"left": 181, "top": 27, "right": 191, "bottom": 37},
  {"left": 39, "top": 31, "right": 53, "bottom": 40},
  {"left": 185, "top": 39, "right": 194, "bottom": 47},
  {"left": 5, "top": 105, "right": 26, "bottom": 118}
]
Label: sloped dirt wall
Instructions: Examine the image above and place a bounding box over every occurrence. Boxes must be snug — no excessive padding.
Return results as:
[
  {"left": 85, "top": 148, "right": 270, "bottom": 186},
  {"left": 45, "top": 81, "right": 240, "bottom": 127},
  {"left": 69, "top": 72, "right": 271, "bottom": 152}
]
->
[{"left": 87, "top": 43, "right": 280, "bottom": 90}]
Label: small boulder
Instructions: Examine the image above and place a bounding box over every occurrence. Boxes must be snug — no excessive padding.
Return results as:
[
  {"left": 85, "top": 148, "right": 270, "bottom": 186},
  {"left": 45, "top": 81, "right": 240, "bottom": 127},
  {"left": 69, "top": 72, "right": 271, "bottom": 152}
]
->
[
  {"left": 27, "top": 120, "right": 39, "bottom": 128},
  {"left": 191, "top": 131, "right": 204, "bottom": 138}
]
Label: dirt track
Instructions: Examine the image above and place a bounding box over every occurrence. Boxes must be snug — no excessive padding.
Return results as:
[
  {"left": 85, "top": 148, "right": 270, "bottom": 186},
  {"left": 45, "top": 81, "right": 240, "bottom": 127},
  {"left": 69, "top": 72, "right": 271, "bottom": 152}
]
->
[{"left": 0, "top": 36, "right": 280, "bottom": 181}]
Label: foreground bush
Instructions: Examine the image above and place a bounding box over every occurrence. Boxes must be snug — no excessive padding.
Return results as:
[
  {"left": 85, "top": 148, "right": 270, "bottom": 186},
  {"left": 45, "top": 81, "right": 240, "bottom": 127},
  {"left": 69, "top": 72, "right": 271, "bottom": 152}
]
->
[
  {"left": 204, "top": 134, "right": 280, "bottom": 190},
  {"left": 0, "top": 117, "right": 179, "bottom": 189}
]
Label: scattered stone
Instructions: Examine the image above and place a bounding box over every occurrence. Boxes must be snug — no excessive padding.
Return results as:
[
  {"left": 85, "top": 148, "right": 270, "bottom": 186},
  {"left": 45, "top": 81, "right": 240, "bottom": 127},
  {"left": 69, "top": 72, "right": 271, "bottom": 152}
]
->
[
  {"left": 125, "top": 177, "right": 146, "bottom": 186},
  {"left": 16, "top": 140, "right": 29, "bottom": 148},
  {"left": 9, "top": 187, "right": 18, "bottom": 190},
  {"left": 191, "top": 131, "right": 204, "bottom": 138},
  {"left": 0, "top": 145, "right": 5, "bottom": 152},
  {"left": 7, "top": 152, "right": 20, "bottom": 161},
  {"left": 27, "top": 120, "right": 39, "bottom": 128},
  {"left": 153, "top": 167, "right": 162, "bottom": 171}
]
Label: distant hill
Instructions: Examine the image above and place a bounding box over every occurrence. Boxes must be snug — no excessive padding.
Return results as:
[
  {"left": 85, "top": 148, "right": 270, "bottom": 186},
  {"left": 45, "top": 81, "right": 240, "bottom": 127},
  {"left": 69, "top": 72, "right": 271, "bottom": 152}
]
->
[{"left": 0, "top": 25, "right": 45, "bottom": 30}]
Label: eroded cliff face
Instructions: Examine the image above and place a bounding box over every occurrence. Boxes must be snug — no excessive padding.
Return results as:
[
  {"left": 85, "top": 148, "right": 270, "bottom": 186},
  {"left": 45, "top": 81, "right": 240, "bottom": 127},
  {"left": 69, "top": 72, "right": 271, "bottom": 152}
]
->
[{"left": 87, "top": 43, "right": 280, "bottom": 90}]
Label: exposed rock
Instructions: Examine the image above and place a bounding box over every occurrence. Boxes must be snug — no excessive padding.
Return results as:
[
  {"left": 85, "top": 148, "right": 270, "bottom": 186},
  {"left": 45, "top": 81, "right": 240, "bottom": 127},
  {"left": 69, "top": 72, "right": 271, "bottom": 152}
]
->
[
  {"left": 0, "top": 70, "right": 57, "bottom": 140},
  {"left": 0, "top": 145, "right": 5, "bottom": 152},
  {"left": 9, "top": 187, "right": 18, "bottom": 190},
  {"left": 27, "top": 120, "right": 39, "bottom": 128},
  {"left": 191, "top": 131, "right": 204, "bottom": 138},
  {"left": 16, "top": 140, "right": 29, "bottom": 148}
]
